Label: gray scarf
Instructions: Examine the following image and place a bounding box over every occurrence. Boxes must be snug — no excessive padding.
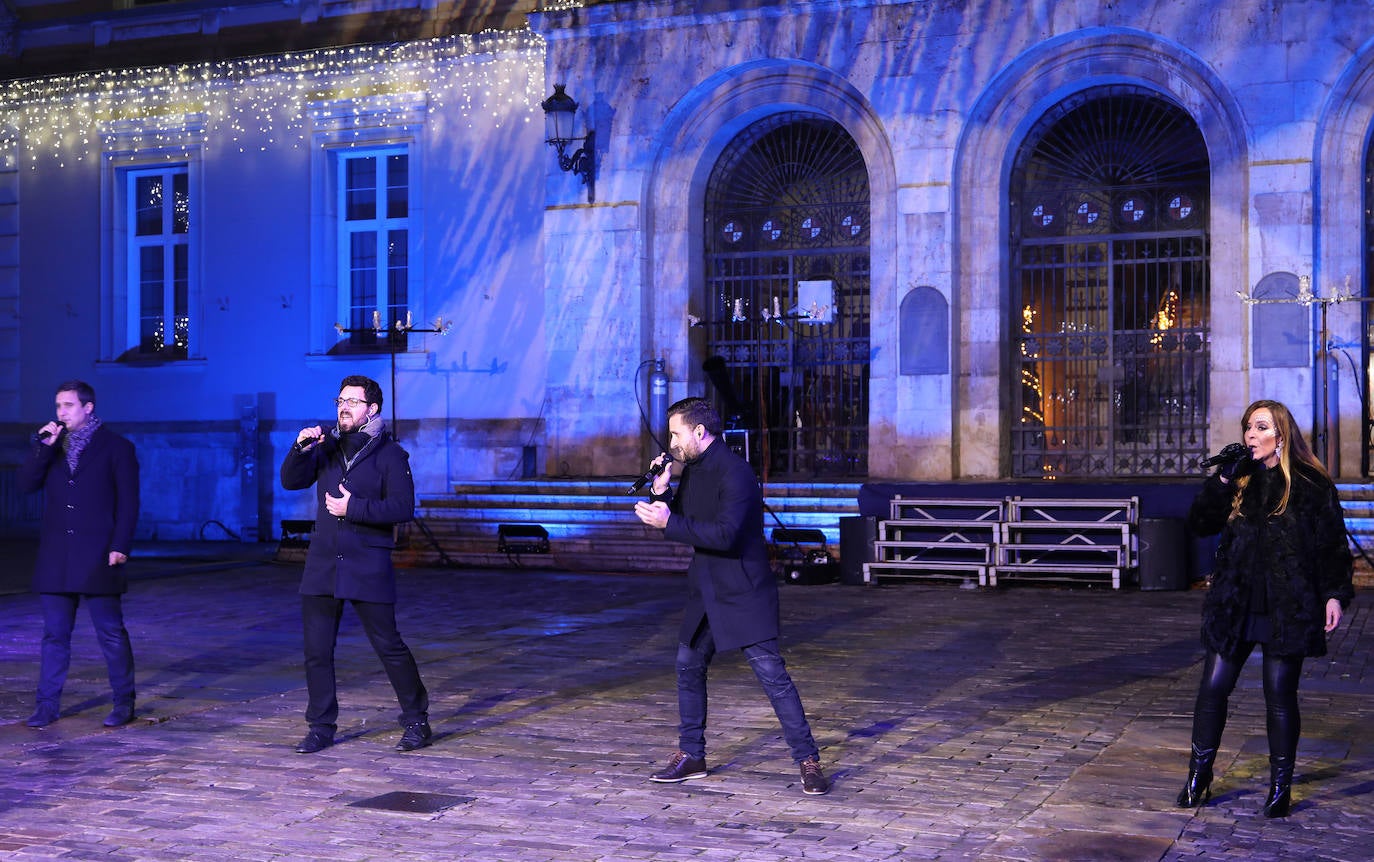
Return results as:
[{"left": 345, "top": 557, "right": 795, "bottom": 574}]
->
[
  {"left": 331, "top": 413, "right": 387, "bottom": 472},
  {"left": 62, "top": 416, "right": 102, "bottom": 474}
]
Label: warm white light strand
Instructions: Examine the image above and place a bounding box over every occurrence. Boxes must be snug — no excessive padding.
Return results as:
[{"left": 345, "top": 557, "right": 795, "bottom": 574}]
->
[{"left": 0, "top": 30, "right": 547, "bottom": 166}]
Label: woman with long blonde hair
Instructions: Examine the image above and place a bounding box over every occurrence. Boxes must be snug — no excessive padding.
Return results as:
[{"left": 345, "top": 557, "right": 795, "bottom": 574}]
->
[{"left": 1178, "top": 400, "right": 1354, "bottom": 817}]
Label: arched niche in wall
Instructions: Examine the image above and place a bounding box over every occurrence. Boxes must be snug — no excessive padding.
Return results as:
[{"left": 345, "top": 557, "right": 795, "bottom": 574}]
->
[
  {"left": 1251, "top": 272, "right": 1310, "bottom": 368},
  {"left": 899, "top": 285, "right": 949, "bottom": 375}
]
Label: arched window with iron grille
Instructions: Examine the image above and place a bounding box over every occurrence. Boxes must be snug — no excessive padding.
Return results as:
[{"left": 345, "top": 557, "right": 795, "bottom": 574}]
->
[
  {"left": 1010, "top": 87, "right": 1211, "bottom": 477},
  {"left": 702, "top": 113, "right": 871, "bottom": 478}
]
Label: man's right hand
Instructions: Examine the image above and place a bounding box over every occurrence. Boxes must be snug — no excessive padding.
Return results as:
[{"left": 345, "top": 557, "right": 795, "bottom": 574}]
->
[
  {"left": 37, "top": 422, "right": 62, "bottom": 446},
  {"left": 650, "top": 453, "right": 672, "bottom": 495},
  {"left": 295, "top": 426, "right": 325, "bottom": 451}
]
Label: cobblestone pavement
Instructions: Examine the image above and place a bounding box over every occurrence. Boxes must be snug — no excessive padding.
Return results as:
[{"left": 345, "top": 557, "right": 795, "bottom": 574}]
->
[{"left": 0, "top": 553, "right": 1368, "bottom": 862}]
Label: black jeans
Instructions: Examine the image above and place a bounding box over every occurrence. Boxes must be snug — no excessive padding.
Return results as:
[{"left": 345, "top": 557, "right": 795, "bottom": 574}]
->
[
  {"left": 1190, "top": 642, "right": 1303, "bottom": 764},
  {"left": 301, "top": 594, "right": 429, "bottom": 734}
]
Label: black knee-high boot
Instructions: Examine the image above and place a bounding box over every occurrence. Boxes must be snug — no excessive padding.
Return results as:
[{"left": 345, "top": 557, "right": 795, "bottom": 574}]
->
[
  {"left": 1179, "top": 651, "right": 1241, "bottom": 808},
  {"left": 1261, "top": 652, "right": 1302, "bottom": 818},
  {"left": 1177, "top": 743, "right": 1216, "bottom": 808}
]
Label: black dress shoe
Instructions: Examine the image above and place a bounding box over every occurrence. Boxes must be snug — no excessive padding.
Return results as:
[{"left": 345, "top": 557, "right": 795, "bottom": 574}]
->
[
  {"left": 102, "top": 703, "right": 136, "bottom": 727},
  {"left": 26, "top": 704, "right": 59, "bottom": 728},
  {"left": 395, "top": 722, "right": 433, "bottom": 752},
  {"left": 295, "top": 730, "right": 334, "bottom": 754},
  {"left": 649, "top": 750, "right": 707, "bottom": 783}
]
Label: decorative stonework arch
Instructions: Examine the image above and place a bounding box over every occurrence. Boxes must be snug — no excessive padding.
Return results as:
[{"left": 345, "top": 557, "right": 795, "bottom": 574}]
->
[
  {"left": 953, "top": 27, "right": 1249, "bottom": 478},
  {"left": 641, "top": 58, "right": 897, "bottom": 453},
  {"left": 1314, "top": 41, "right": 1374, "bottom": 474}
]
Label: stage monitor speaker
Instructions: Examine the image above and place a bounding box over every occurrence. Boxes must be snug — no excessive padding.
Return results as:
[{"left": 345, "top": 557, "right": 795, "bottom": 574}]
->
[
  {"left": 772, "top": 528, "right": 837, "bottom": 585},
  {"left": 497, "top": 523, "right": 550, "bottom": 555},
  {"left": 1138, "top": 517, "right": 1187, "bottom": 591},
  {"left": 839, "top": 515, "right": 877, "bottom": 586}
]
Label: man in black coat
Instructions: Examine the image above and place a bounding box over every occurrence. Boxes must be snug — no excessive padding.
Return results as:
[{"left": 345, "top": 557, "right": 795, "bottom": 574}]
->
[
  {"left": 20, "top": 380, "right": 140, "bottom": 729},
  {"left": 279, "top": 375, "right": 431, "bottom": 754},
  {"left": 634, "top": 396, "right": 829, "bottom": 795}
]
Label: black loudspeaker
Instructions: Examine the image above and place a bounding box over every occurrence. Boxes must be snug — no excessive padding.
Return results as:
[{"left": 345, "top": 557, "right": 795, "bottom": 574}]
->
[
  {"left": 702, "top": 355, "right": 752, "bottom": 429},
  {"left": 1138, "top": 517, "right": 1188, "bottom": 591},
  {"left": 839, "top": 516, "right": 878, "bottom": 586},
  {"left": 784, "top": 555, "right": 839, "bottom": 585},
  {"left": 772, "top": 528, "right": 837, "bottom": 585}
]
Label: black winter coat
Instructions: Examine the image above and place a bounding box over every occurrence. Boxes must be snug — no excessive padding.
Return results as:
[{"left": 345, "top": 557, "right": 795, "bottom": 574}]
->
[
  {"left": 280, "top": 429, "right": 414, "bottom": 603},
  {"left": 652, "top": 437, "right": 779, "bottom": 651},
  {"left": 18, "top": 426, "right": 140, "bottom": 595},
  {"left": 1188, "top": 462, "right": 1354, "bottom": 658}
]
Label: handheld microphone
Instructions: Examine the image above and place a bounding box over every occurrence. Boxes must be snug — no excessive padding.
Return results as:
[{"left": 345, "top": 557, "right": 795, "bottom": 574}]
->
[
  {"left": 36, "top": 425, "right": 60, "bottom": 441},
  {"left": 1200, "top": 442, "right": 1250, "bottom": 469},
  {"left": 628, "top": 454, "right": 674, "bottom": 495},
  {"left": 295, "top": 424, "right": 331, "bottom": 452}
]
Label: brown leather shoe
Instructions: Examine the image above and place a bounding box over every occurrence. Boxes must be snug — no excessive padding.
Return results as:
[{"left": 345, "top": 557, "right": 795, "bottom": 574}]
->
[
  {"left": 800, "top": 757, "right": 830, "bottom": 795},
  {"left": 649, "top": 750, "right": 707, "bottom": 783}
]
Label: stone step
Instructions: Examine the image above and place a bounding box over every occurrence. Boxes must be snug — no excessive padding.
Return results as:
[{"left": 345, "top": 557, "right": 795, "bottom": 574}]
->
[
  {"left": 421, "top": 494, "right": 861, "bottom": 515},
  {"left": 1337, "top": 482, "right": 1374, "bottom": 500},
  {"left": 414, "top": 505, "right": 847, "bottom": 537},
  {"left": 396, "top": 479, "right": 862, "bottom": 574},
  {"left": 435, "top": 479, "right": 865, "bottom": 498}
]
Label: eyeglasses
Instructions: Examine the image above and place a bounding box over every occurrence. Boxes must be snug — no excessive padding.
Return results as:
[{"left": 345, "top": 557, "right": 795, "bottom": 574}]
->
[{"left": 334, "top": 397, "right": 368, "bottom": 408}]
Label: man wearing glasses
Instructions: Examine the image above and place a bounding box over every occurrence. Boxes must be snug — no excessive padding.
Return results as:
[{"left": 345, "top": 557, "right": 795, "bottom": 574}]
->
[{"left": 280, "top": 375, "right": 432, "bottom": 754}]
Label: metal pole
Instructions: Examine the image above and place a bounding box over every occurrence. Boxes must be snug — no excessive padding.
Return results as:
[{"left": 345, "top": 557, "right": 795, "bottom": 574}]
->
[{"left": 333, "top": 319, "right": 451, "bottom": 443}]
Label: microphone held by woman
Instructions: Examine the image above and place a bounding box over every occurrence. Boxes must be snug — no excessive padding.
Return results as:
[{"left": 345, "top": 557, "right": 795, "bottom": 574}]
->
[{"left": 1199, "top": 442, "right": 1249, "bottom": 469}]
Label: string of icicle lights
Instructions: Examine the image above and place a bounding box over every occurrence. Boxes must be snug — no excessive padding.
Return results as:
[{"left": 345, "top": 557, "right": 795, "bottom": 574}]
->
[{"left": 0, "top": 29, "right": 547, "bottom": 167}]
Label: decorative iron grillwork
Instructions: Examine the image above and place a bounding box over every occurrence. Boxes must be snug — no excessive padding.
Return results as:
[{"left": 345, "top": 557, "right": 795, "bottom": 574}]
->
[
  {"left": 704, "top": 114, "right": 870, "bottom": 478},
  {"left": 1365, "top": 141, "right": 1374, "bottom": 476},
  {"left": 1011, "top": 88, "right": 1211, "bottom": 478}
]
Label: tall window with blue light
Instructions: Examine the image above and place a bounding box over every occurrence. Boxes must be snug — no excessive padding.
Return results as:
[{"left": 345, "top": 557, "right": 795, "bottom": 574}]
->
[
  {"left": 338, "top": 148, "right": 409, "bottom": 349},
  {"left": 127, "top": 165, "right": 190, "bottom": 359}
]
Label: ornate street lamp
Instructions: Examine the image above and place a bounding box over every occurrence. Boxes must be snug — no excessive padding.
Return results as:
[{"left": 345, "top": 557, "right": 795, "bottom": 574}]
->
[{"left": 540, "top": 83, "right": 595, "bottom": 201}]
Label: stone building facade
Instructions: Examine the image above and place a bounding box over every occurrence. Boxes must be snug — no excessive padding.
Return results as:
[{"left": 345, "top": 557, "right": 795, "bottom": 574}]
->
[
  {"left": 534, "top": 0, "right": 1374, "bottom": 482},
  {"left": 2, "top": 0, "right": 1372, "bottom": 540}
]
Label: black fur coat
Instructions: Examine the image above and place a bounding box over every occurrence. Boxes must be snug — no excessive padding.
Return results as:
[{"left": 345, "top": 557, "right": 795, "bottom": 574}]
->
[{"left": 1188, "top": 461, "right": 1354, "bottom": 658}]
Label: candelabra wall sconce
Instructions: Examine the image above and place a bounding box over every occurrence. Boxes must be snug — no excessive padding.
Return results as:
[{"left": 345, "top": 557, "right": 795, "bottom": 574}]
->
[
  {"left": 334, "top": 310, "right": 453, "bottom": 338},
  {"left": 540, "top": 83, "right": 595, "bottom": 202},
  {"left": 1235, "top": 274, "right": 1351, "bottom": 306},
  {"left": 333, "top": 311, "right": 453, "bottom": 439},
  {"left": 1233, "top": 273, "right": 1367, "bottom": 472},
  {"left": 687, "top": 281, "right": 836, "bottom": 328}
]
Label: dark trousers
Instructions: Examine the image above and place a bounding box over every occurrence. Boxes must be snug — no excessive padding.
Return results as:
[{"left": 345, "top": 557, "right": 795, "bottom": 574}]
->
[
  {"left": 675, "top": 619, "right": 820, "bottom": 764},
  {"left": 1190, "top": 643, "right": 1303, "bottom": 763},
  {"left": 37, "top": 592, "right": 136, "bottom": 708},
  {"left": 301, "top": 594, "right": 429, "bottom": 734}
]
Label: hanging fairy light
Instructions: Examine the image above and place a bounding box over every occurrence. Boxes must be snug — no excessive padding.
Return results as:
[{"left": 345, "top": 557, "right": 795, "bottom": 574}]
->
[{"left": 0, "top": 30, "right": 548, "bottom": 167}]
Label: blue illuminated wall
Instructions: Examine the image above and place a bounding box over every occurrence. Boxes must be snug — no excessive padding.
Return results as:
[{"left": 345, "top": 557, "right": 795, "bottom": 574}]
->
[{"left": 2, "top": 38, "right": 552, "bottom": 539}]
